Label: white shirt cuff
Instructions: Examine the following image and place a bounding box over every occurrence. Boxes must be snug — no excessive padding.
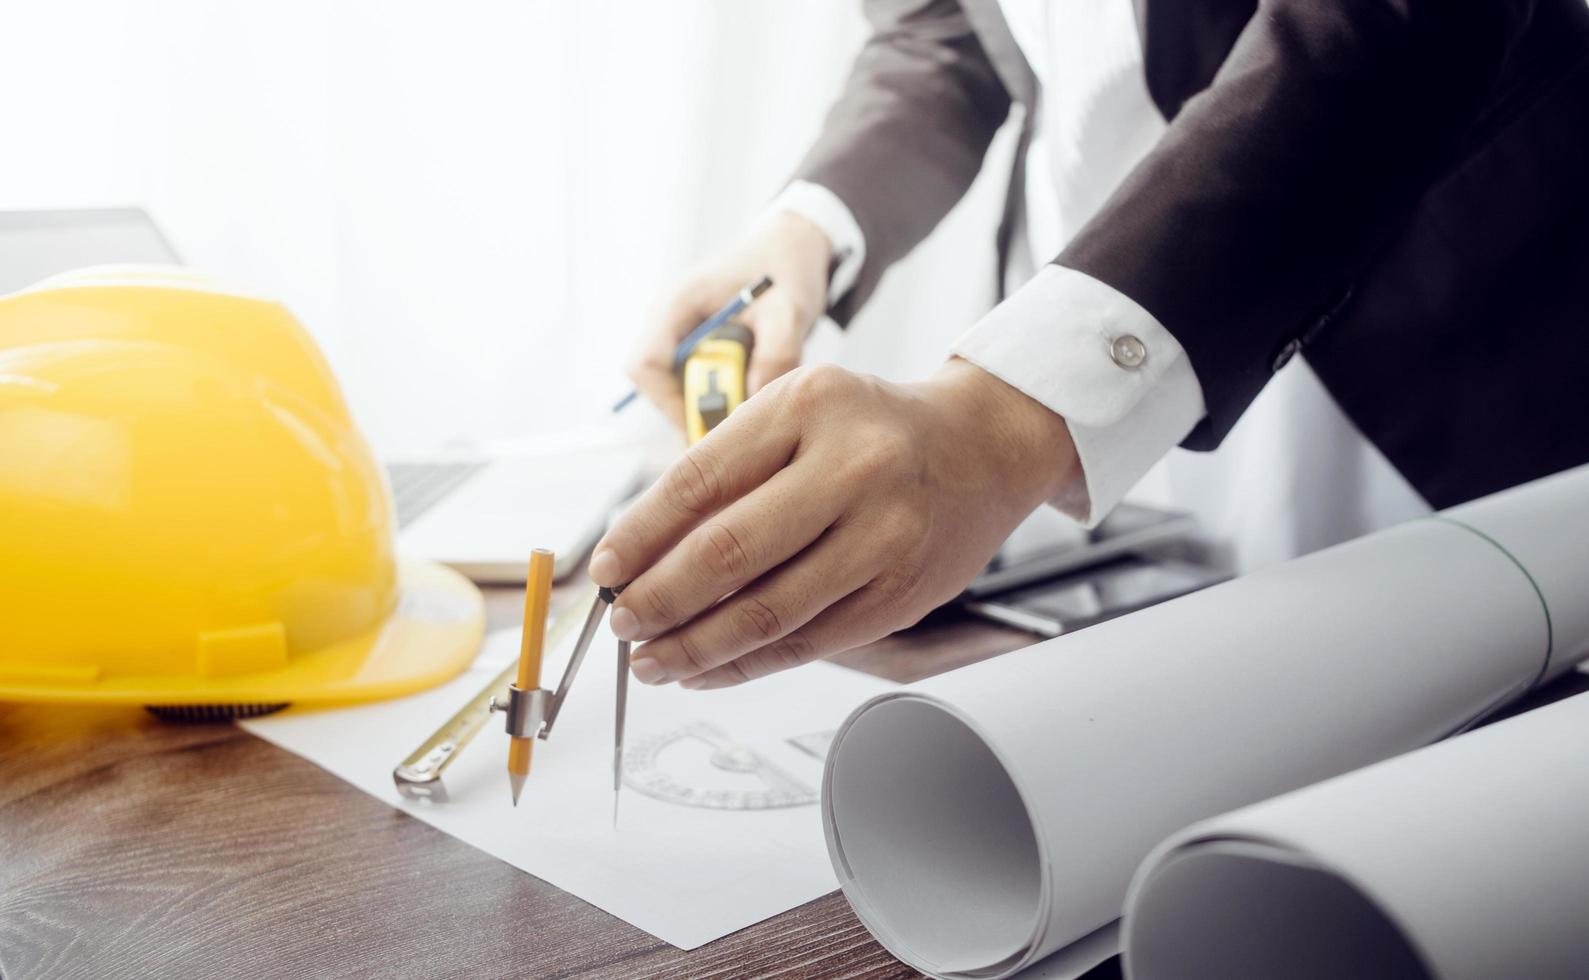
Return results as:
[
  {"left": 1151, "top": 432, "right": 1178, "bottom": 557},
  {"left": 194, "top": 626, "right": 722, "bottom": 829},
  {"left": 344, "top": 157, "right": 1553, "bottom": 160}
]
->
[
  {"left": 767, "top": 180, "right": 866, "bottom": 307},
  {"left": 951, "top": 264, "right": 1207, "bottom": 527}
]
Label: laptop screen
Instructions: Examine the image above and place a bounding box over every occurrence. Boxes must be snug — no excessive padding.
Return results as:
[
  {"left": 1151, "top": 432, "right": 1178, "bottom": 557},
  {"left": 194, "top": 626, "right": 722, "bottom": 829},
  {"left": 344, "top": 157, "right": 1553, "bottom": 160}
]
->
[{"left": 0, "top": 208, "right": 180, "bottom": 295}]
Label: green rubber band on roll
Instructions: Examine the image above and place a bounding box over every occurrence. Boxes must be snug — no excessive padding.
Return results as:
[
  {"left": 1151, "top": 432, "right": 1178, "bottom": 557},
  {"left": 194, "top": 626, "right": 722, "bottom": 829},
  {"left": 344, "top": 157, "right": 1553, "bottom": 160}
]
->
[{"left": 1428, "top": 515, "right": 1554, "bottom": 691}]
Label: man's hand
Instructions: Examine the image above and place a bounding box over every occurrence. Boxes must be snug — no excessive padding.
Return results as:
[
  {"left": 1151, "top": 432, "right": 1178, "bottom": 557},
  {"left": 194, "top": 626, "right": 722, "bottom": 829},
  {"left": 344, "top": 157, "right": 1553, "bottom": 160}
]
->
[
  {"left": 628, "top": 211, "right": 833, "bottom": 427},
  {"left": 588, "top": 358, "right": 1079, "bottom": 688}
]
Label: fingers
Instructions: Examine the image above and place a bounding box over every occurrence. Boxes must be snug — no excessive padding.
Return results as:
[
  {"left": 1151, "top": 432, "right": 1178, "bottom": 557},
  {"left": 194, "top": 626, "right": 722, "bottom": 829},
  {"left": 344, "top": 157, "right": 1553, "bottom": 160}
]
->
[
  {"left": 627, "top": 283, "right": 720, "bottom": 428},
  {"left": 627, "top": 355, "right": 686, "bottom": 429},
  {"left": 612, "top": 457, "right": 847, "bottom": 642},
  {"left": 589, "top": 387, "right": 799, "bottom": 589},
  {"left": 741, "top": 291, "right": 808, "bottom": 395},
  {"left": 625, "top": 463, "right": 940, "bottom": 689},
  {"left": 626, "top": 512, "right": 876, "bottom": 684},
  {"left": 677, "top": 567, "right": 921, "bottom": 689}
]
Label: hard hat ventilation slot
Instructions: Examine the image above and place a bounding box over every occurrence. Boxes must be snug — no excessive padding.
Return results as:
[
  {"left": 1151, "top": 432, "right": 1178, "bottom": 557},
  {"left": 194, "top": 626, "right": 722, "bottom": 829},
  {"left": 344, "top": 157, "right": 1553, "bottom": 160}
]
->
[{"left": 144, "top": 703, "right": 290, "bottom": 723}]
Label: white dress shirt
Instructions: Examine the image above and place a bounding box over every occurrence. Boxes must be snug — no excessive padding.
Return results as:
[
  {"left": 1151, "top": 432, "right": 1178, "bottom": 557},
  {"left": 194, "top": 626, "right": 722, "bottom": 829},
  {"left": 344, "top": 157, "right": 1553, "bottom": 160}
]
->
[
  {"left": 776, "top": 0, "right": 1203, "bottom": 527},
  {"left": 776, "top": 0, "right": 1430, "bottom": 561}
]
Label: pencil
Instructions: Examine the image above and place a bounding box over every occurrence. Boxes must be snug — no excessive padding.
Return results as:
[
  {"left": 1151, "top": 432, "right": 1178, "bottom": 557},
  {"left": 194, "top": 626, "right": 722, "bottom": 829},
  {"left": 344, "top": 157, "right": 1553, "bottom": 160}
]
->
[
  {"left": 509, "top": 548, "right": 556, "bottom": 806},
  {"left": 611, "top": 275, "right": 773, "bottom": 413}
]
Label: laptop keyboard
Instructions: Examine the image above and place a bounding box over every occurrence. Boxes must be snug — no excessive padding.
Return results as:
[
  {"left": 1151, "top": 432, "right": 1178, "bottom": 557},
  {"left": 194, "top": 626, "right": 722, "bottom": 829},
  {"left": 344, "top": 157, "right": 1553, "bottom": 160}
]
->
[{"left": 386, "top": 461, "right": 489, "bottom": 528}]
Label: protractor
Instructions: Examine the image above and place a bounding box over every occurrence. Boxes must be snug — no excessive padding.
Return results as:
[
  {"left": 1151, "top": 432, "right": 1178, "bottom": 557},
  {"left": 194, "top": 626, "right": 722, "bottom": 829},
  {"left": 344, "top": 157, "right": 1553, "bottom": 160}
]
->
[{"left": 622, "top": 721, "right": 818, "bottom": 810}]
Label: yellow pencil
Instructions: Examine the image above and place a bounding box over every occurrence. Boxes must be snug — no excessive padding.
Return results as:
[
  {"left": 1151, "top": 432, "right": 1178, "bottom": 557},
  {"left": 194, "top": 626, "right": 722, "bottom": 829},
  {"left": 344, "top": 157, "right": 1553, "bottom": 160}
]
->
[{"left": 509, "top": 548, "right": 555, "bottom": 806}]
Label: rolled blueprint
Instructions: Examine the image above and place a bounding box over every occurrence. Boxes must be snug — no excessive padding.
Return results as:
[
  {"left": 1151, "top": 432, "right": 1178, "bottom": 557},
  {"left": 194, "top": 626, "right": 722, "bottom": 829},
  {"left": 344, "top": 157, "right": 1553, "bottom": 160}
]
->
[
  {"left": 1124, "top": 690, "right": 1589, "bottom": 980},
  {"left": 822, "top": 464, "right": 1589, "bottom": 980}
]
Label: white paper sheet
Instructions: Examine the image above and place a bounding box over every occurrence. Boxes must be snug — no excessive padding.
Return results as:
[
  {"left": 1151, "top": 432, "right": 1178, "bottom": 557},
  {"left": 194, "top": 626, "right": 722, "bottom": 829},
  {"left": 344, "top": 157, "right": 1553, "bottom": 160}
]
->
[
  {"left": 244, "top": 623, "right": 894, "bottom": 949},
  {"left": 1125, "top": 690, "right": 1589, "bottom": 980},
  {"left": 821, "top": 465, "right": 1589, "bottom": 980}
]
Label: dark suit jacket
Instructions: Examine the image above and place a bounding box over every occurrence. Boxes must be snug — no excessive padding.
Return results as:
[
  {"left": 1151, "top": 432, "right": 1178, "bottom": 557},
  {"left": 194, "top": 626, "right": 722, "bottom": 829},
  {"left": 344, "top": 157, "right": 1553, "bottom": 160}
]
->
[{"left": 792, "top": 0, "right": 1589, "bottom": 509}]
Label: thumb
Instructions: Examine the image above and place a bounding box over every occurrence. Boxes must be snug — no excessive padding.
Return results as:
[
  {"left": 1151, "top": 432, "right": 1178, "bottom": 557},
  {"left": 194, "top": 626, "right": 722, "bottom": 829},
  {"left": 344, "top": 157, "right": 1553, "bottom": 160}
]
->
[
  {"left": 742, "top": 299, "right": 809, "bottom": 395},
  {"left": 632, "top": 280, "right": 727, "bottom": 429}
]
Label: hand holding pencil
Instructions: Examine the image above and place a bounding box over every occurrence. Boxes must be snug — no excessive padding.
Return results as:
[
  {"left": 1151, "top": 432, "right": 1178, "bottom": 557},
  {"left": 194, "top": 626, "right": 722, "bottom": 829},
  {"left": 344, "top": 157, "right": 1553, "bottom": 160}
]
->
[{"left": 620, "top": 210, "right": 833, "bottom": 426}]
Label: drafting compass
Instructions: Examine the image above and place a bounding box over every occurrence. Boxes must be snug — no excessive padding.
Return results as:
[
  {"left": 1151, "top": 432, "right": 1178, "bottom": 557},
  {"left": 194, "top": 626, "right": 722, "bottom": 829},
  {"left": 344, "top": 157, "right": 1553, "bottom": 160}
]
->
[{"left": 489, "top": 583, "right": 631, "bottom": 824}]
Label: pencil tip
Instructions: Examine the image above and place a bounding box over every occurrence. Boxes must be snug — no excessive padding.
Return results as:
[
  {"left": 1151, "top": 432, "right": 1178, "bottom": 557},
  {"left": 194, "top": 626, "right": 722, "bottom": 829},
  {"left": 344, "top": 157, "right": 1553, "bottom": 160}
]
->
[{"left": 509, "top": 772, "right": 526, "bottom": 807}]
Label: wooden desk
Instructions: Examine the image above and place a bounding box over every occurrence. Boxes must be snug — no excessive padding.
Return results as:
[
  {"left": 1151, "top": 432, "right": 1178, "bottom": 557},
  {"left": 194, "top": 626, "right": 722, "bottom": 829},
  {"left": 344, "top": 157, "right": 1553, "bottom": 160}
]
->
[
  {"left": 11, "top": 585, "right": 1578, "bottom": 980},
  {"left": 0, "top": 586, "right": 1060, "bottom": 980}
]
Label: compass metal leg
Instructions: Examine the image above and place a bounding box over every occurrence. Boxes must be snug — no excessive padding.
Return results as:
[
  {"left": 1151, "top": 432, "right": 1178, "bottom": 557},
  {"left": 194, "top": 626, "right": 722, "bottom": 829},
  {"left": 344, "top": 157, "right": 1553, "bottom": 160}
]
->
[{"left": 614, "top": 638, "right": 631, "bottom": 828}]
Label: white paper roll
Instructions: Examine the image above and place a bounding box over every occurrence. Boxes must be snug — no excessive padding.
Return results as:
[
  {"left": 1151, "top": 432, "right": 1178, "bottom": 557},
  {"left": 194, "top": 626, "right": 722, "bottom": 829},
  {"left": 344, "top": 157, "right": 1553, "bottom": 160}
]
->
[
  {"left": 1123, "top": 690, "right": 1589, "bottom": 980},
  {"left": 1442, "top": 467, "right": 1589, "bottom": 679},
  {"left": 823, "top": 464, "right": 1589, "bottom": 979}
]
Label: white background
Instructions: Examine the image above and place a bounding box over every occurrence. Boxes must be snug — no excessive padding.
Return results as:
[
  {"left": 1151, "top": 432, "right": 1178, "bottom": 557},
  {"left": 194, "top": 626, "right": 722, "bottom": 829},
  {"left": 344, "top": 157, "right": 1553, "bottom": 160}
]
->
[
  {"left": 0, "top": 0, "right": 1008, "bottom": 456},
  {"left": 0, "top": 0, "right": 1432, "bottom": 570}
]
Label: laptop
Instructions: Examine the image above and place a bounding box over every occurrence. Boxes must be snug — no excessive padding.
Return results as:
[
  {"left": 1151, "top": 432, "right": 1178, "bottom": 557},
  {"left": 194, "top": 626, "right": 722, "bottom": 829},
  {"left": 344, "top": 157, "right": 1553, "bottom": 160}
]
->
[
  {"left": 0, "top": 208, "right": 183, "bottom": 288},
  {"left": 388, "top": 448, "right": 642, "bottom": 582},
  {"left": 1, "top": 207, "right": 643, "bottom": 582}
]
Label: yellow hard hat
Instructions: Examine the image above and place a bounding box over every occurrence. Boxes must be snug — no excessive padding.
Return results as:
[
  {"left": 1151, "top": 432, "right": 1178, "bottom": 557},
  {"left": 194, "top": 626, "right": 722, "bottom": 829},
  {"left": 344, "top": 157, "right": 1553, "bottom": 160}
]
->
[{"left": 0, "top": 266, "right": 483, "bottom": 713}]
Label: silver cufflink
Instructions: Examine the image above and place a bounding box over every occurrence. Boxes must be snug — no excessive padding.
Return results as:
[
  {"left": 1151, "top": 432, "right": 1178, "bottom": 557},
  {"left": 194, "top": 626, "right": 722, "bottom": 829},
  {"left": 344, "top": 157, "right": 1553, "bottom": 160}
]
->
[{"left": 1110, "top": 334, "right": 1147, "bottom": 369}]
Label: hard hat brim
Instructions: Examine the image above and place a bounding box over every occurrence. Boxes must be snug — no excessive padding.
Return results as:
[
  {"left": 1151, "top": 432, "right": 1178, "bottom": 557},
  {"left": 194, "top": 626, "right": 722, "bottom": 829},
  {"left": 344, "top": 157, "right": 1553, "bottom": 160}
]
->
[{"left": 0, "top": 560, "right": 485, "bottom": 706}]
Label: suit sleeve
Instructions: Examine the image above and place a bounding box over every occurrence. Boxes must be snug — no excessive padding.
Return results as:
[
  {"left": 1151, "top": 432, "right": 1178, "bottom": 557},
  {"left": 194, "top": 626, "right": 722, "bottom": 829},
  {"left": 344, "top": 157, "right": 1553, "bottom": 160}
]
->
[
  {"left": 790, "top": 0, "right": 1012, "bottom": 323},
  {"left": 1057, "top": 0, "right": 1536, "bottom": 449}
]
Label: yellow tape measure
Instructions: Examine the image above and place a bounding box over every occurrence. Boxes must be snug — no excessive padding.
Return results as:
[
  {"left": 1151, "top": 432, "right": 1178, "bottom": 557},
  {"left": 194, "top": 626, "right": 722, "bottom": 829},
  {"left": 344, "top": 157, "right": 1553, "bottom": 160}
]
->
[{"left": 683, "top": 322, "right": 753, "bottom": 445}]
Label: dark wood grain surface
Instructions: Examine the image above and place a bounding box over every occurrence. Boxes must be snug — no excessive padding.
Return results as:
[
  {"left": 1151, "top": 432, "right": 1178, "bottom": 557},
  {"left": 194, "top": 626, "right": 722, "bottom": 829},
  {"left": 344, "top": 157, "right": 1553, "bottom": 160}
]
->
[
  {"left": 0, "top": 585, "right": 1048, "bottom": 980},
  {"left": 7, "top": 577, "right": 1582, "bottom": 980}
]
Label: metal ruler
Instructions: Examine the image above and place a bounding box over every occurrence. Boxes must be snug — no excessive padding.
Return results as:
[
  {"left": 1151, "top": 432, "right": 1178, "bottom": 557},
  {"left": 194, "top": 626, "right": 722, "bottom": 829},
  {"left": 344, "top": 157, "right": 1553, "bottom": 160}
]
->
[{"left": 392, "top": 581, "right": 597, "bottom": 801}]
